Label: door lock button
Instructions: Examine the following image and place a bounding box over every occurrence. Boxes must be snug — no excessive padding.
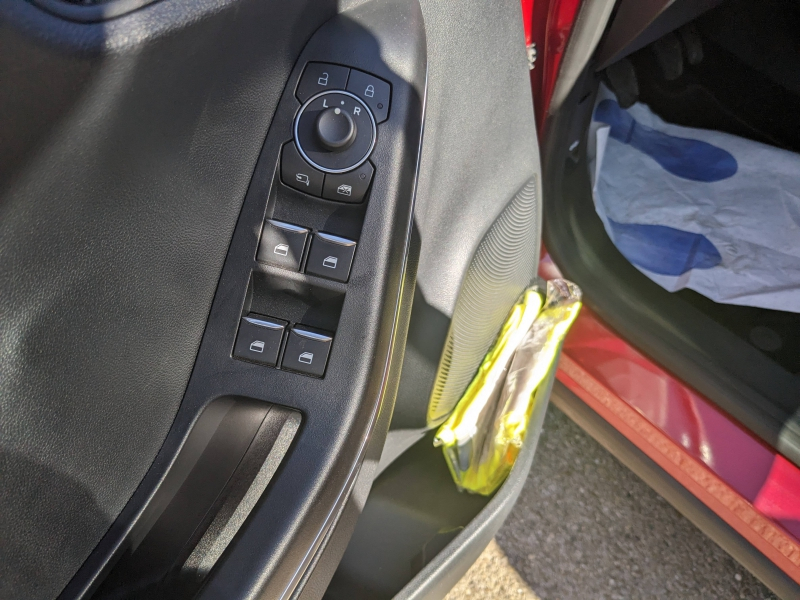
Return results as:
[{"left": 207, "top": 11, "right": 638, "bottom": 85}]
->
[
  {"left": 257, "top": 219, "right": 309, "bottom": 271},
  {"left": 346, "top": 69, "right": 391, "bottom": 123},
  {"left": 281, "top": 327, "right": 333, "bottom": 377},
  {"left": 305, "top": 232, "right": 357, "bottom": 282},
  {"left": 281, "top": 143, "right": 324, "bottom": 196},
  {"left": 296, "top": 62, "right": 350, "bottom": 104},
  {"left": 322, "top": 161, "right": 374, "bottom": 203},
  {"left": 233, "top": 315, "right": 286, "bottom": 366}
]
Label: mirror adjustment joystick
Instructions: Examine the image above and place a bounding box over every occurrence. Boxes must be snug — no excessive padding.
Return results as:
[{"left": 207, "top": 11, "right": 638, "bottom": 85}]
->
[
  {"left": 316, "top": 107, "right": 357, "bottom": 151},
  {"left": 294, "top": 90, "right": 376, "bottom": 173}
]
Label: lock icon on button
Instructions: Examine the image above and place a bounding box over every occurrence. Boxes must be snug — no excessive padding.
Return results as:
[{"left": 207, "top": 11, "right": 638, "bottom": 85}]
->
[{"left": 365, "top": 84, "right": 375, "bottom": 98}]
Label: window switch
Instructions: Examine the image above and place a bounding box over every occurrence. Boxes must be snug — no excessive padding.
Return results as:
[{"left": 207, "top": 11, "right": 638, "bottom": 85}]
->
[
  {"left": 257, "top": 219, "right": 309, "bottom": 271},
  {"left": 305, "top": 232, "right": 357, "bottom": 282},
  {"left": 233, "top": 315, "right": 286, "bottom": 366},
  {"left": 281, "top": 327, "right": 333, "bottom": 377}
]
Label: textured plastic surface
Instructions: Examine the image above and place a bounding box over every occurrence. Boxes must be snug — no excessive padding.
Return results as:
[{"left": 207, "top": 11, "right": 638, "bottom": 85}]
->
[
  {"left": 1, "top": 0, "right": 541, "bottom": 598},
  {"left": 394, "top": 364, "right": 557, "bottom": 600},
  {"left": 0, "top": 0, "right": 423, "bottom": 597},
  {"left": 392, "top": 0, "right": 541, "bottom": 431},
  {"left": 325, "top": 432, "right": 490, "bottom": 600},
  {"left": 426, "top": 179, "right": 541, "bottom": 425},
  {"left": 32, "top": 0, "right": 161, "bottom": 23},
  {"left": 0, "top": 0, "right": 338, "bottom": 598}
]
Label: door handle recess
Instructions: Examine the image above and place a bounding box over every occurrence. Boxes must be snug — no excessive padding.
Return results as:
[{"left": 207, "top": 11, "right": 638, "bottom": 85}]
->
[{"left": 91, "top": 398, "right": 300, "bottom": 599}]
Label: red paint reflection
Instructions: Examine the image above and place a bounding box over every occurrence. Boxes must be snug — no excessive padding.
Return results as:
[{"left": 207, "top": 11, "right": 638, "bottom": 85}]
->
[{"left": 541, "top": 252, "right": 800, "bottom": 542}]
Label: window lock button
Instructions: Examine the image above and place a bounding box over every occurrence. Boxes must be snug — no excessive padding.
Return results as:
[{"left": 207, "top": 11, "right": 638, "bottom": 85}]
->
[
  {"left": 281, "top": 327, "right": 333, "bottom": 377},
  {"left": 322, "top": 161, "right": 374, "bottom": 203},
  {"left": 257, "top": 219, "right": 309, "bottom": 271},
  {"left": 233, "top": 315, "right": 286, "bottom": 366}
]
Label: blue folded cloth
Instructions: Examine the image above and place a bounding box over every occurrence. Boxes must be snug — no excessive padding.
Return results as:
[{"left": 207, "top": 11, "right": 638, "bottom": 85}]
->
[
  {"left": 589, "top": 85, "right": 800, "bottom": 311},
  {"left": 607, "top": 219, "right": 721, "bottom": 276},
  {"left": 595, "top": 99, "right": 738, "bottom": 182}
]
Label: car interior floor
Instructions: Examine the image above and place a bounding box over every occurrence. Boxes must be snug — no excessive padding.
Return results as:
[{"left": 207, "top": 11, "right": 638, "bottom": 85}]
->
[
  {"left": 627, "top": 0, "right": 800, "bottom": 376},
  {"left": 544, "top": 0, "right": 800, "bottom": 465}
]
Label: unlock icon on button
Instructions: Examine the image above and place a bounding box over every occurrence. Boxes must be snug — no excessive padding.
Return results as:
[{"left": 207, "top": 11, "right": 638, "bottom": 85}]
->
[{"left": 318, "top": 72, "right": 329, "bottom": 86}]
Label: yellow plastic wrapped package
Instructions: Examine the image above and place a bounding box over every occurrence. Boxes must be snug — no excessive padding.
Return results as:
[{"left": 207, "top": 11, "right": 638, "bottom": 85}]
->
[{"left": 434, "top": 279, "right": 582, "bottom": 495}]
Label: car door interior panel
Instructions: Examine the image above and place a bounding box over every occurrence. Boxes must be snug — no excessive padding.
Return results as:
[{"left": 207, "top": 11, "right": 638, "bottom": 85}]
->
[
  {"left": 1, "top": 0, "right": 334, "bottom": 597},
  {"left": 0, "top": 0, "right": 543, "bottom": 597},
  {"left": 390, "top": 0, "right": 542, "bottom": 433}
]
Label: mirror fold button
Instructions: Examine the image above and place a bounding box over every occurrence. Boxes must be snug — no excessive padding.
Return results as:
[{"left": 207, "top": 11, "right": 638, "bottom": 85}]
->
[
  {"left": 281, "top": 143, "right": 324, "bottom": 196},
  {"left": 234, "top": 315, "right": 286, "bottom": 366},
  {"left": 305, "top": 233, "right": 357, "bottom": 282},
  {"left": 322, "top": 161, "right": 374, "bottom": 203},
  {"left": 282, "top": 327, "right": 333, "bottom": 377},
  {"left": 257, "top": 219, "right": 309, "bottom": 271}
]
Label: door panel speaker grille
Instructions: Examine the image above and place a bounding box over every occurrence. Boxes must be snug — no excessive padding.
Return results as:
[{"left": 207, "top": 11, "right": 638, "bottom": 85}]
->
[{"left": 427, "top": 177, "right": 540, "bottom": 425}]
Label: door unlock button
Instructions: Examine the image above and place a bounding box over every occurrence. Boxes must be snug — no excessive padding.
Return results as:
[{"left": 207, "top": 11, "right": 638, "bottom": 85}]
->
[{"left": 296, "top": 63, "right": 350, "bottom": 103}]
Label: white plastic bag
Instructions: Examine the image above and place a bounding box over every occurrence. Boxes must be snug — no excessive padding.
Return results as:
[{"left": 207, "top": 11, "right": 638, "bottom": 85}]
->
[{"left": 589, "top": 84, "right": 800, "bottom": 313}]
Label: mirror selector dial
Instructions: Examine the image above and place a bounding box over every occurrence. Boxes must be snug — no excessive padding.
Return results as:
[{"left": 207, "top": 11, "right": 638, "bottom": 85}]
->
[
  {"left": 294, "top": 91, "right": 376, "bottom": 173},
  {"left": 316, "top": 107, "right": 357, "bottom": 151}
]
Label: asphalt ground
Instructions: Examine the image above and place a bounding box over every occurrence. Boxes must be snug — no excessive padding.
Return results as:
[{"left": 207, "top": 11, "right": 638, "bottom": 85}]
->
[{"left": 446, "top": 405, "right": 778, "bottom": 600}]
